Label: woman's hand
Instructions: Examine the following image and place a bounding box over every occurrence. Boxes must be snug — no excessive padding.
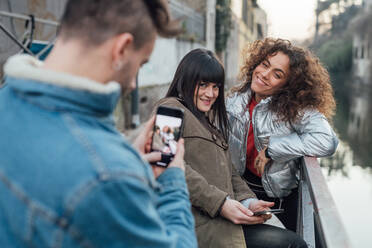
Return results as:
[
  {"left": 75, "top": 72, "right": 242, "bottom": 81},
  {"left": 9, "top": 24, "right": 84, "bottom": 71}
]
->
[
  {"left": 249, "top": 200, "right": 275, "bottom": 221},
  {"left": 254, "top": 147, "right": 271, "bottom": 175},
  {"left": 220, "top": 199, "right": 267, "bottom": 225}
]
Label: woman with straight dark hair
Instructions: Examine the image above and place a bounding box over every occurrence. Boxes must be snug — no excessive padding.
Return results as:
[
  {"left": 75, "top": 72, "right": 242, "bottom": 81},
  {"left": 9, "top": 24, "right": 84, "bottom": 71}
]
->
[{"left": 153, "top": 48, "right": 307, "bottom": 248}]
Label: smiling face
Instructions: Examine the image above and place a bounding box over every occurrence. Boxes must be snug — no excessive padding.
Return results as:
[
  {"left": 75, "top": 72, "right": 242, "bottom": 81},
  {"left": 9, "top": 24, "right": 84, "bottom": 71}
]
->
[
  {"left": 194, "top": 81, "right": 219, "bottom": 113},
  {"left": 251, "top": 51, "right": 290, "bottom": 102}
]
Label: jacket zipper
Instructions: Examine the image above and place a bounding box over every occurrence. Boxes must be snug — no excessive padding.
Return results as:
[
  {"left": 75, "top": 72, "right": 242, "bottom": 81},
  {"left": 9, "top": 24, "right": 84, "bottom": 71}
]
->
[
  {"left": 251, "top": 103, "right": 262, "bottom": 151},
  {"left": 252, "top": 101, "right": 282, "bottom": 201}
]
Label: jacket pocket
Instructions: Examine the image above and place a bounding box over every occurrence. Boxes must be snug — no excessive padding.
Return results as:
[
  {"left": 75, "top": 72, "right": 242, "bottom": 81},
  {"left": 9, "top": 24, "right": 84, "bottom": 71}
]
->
[
  {"left": 263, "top": 161, "right": 299, "bottom": 198},
  {"left": 192, "top": 207, "right": 210, "bottom": 228}
]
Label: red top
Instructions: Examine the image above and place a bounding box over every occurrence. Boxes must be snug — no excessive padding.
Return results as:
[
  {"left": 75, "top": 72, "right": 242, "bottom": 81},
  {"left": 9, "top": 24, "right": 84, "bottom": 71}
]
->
[{"left": 246, "top": 97, "right": 261, "bottom": 177}]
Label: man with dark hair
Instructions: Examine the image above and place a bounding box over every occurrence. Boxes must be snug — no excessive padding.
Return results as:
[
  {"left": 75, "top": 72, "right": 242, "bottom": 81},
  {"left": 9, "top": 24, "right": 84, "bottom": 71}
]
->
[
  {"left": 59, "top": 0, "right": 180, "bottom": 48},
  {"left": 0, "top": 0, "right": 197, "bottom": 247}
]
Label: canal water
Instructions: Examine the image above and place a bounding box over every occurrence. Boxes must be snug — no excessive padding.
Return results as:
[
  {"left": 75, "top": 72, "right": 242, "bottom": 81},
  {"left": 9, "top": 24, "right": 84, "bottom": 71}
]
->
[{"left": 319, "top": 72, "right": 372, "bottom": 247}]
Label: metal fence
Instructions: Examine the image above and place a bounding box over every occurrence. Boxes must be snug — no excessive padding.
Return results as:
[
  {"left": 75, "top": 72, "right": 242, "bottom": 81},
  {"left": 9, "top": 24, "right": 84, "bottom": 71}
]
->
[{"left": 298, "top": 157, "right": 352, "bottom": 248}]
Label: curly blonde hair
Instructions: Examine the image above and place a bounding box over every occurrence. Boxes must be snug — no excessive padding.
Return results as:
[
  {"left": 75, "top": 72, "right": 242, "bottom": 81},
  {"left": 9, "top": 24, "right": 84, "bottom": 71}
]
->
[{"left": 231, "top": 38, "right": 336, "bottom": 123}]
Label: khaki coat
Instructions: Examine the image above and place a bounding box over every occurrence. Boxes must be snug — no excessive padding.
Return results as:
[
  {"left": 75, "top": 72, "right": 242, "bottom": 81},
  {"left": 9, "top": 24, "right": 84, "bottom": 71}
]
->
[{"left": 155, "top": 97, "right": 256, "bottom": 248}]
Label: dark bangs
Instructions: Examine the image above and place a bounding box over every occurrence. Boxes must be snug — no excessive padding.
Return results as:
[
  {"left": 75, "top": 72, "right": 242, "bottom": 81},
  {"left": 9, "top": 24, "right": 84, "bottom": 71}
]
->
[
  {"left": 199, "top": 56, "right": 225, "bottom": 88},
  {"left": 166, "top": 48, "right": 229, "bottom": 141}
]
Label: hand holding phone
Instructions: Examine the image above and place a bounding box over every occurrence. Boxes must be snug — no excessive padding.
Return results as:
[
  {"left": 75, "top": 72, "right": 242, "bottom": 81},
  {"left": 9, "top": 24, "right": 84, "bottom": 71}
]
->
[
  {"left": 253, "top": 209, "right": 284, "bottom": 216},
  {"left": 132, "top": 115, "right": 157, "bottom": 156},
  {"left": 152, "top": 139, "right": 185, "bottom": 178},
  {"left": 151, "top": 106, "right": 184, "bottom": 167}
]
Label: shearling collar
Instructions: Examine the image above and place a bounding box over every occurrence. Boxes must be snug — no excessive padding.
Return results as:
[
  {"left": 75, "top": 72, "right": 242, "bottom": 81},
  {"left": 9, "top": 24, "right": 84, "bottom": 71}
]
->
[
  {"left": 4, "top": 54, "right": 120, "bottom": 94},
  {"left": 3, "top": 54, "right": 121, "bottom": 116}
]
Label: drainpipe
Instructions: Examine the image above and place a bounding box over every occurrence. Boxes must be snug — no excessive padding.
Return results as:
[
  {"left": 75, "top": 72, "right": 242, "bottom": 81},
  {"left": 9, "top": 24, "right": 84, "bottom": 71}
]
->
[
  {"left": 314, "top": 0, "right": 320, "bottom": 43},
  {"left": 206, "top": 0, "right": 216, "bottom": 51},
  {"left": 131, "top": 74, "right": 140, "bottom": 128}
]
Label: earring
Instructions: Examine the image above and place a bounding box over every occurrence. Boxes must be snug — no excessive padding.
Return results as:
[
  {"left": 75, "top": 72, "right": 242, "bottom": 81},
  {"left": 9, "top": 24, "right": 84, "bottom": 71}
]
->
[{"left": 113, "top": 61, "right": 123, "bottom": 71}]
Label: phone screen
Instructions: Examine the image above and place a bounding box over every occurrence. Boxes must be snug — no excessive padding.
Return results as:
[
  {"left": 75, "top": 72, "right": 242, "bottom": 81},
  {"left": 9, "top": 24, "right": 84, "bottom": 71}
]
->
[{"left": 152, "top": 106, "right": 183, "bottom": 166}]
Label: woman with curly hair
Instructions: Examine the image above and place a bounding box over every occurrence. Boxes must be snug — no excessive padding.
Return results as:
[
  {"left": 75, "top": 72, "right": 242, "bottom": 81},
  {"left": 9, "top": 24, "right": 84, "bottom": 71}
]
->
[{"left": 226, "top": 38, "right": 339, "bottom": 231}]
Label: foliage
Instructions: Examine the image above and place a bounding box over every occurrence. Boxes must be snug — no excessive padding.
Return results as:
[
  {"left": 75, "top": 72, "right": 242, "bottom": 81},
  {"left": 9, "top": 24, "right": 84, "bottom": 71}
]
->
[
  {"left": 313, "top": 1, "right": 360, "bottom": 47},
  {"left": 316, "top": 38, "right": 352, "bottom": 72},
  {"left": 331, "top": 4, "right": 359, "bottom": 35},
  {"left": 215, "top": 0, "right": 232, "bottom": 53},
  {"left": 312, "top": 2, "right": 361, "bottom": 72}
]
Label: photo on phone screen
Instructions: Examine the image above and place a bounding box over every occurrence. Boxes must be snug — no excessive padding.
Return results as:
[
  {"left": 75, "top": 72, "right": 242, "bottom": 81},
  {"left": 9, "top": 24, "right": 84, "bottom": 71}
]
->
[{"left": 152, "top": 106, "right": 184, "bottom": 167}]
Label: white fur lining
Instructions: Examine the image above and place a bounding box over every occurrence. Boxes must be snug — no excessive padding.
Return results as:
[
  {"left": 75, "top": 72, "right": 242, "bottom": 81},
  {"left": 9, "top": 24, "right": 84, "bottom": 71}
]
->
[{"left": 4, "top": 54, "right": 120, "bottom": 94}]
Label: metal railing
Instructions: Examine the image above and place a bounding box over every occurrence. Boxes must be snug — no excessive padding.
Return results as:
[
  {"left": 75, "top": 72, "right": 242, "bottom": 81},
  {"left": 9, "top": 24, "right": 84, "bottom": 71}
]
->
[
  {"left": 0, "top": 10, "right": 57, "bottom": 58},
  {"left": 0, "top": 11, "right": 59, "bottom": 27},
  {"left": 298, "top": 157, "right": 352, "bottom": 248}
]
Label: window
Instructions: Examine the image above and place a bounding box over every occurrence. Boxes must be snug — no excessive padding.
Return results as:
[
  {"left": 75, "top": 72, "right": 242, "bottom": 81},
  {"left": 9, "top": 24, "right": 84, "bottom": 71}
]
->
[
  {"left": 354, "top": 47, "right": 358, "bottom": 59},
  {"left": 257, "top": 24, "right": 263, "bottom": 39},
  {"left": 242, "top": 0, "right": 248, "bottom": 25},
  {"left": 367, "top": 42, "right": 370, "bottom": 58}
]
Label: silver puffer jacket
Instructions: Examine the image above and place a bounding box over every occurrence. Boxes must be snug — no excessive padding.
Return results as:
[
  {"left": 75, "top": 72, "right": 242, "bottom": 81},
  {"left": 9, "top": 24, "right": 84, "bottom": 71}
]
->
[{"left": 226, "top": 89, "right": 339, "bottom": 198}]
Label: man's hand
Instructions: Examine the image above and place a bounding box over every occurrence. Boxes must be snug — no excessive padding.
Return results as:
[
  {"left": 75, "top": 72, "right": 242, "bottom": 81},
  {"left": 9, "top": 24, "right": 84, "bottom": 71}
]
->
[
  {"left": 220, "top": 199, "right": 267, "bottom": 225},
  {"left": 132, "top": 116, "right": 185, "bottom": 178},
  {"left": 152, "top": 139, "right": 185, "bottom": 178},
  {"left": 132, "top": 116, "right": 155, "bottom": 155},
  {"left": 131, "top": 116, "right": 163, "bottom": 164},
  {"left": 249, "top": 200, "right": 275, "bottom": 221},
  {"left": 254, "top": 147, "right": 271, "bottom": 175}
]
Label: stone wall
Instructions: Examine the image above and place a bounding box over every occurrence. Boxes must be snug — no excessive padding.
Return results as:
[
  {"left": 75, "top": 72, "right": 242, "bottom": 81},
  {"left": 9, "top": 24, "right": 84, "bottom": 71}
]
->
[
  {"left": 138, "top": 84, "right": 172, "bottom": 122},
  {"left": 179, "top": 0, "right": 206, "bottom": 14},
  {"left": 224, "top": 14, "right": 241, "bottom": 89}
]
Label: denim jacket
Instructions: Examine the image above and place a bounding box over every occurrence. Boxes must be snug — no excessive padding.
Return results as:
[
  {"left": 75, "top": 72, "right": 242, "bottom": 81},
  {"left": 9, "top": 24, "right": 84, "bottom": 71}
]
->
[{"left": 0, "top": 55, "right": 197, "bottom": 248}]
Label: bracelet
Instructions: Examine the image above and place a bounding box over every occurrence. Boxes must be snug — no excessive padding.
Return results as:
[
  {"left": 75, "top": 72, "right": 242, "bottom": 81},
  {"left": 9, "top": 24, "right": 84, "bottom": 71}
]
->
[
  {"left": 218, "top": 196, "right": 229, "bottom": 215},
  {"left": 265, "top": 148, "right": 271, "bottom": 159}
]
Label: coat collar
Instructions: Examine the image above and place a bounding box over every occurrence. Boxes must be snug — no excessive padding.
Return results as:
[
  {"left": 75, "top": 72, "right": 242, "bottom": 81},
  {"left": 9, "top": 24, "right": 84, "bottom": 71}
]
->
[
  {"left": 226, "top": 88, "right": 272, "bottom": 117},
  {"left": 4, "top": 54, "right": 120, "bottom": 94},
  {"left": 226, "top": 89, "right": 252, "bottom": 117},
  {"left": 4, "top": 55, "right": 121, "bottom": 116}
]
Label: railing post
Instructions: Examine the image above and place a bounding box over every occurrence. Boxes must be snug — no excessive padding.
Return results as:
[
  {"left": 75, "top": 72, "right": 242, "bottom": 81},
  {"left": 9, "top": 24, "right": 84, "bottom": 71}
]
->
[
  {"left": 301, "top": 157, "right": 352, "bottom": 248},
  {"left": 298, "top": 162, "right": 316, "bottom": 248}
]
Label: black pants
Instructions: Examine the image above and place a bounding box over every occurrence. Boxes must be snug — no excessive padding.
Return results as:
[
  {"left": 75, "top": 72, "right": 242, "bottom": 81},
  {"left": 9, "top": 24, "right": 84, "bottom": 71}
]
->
[
  {"left": 244, "top": 170, "right": 299, "bottom": 232},
  {"left": 243, "top": 224, "right": 307, "bottom": 248}
]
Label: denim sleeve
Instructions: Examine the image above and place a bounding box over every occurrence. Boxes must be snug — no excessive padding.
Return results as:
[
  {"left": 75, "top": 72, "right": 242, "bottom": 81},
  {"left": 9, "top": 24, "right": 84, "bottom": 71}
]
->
[
  {"left": 71, "top": 167, "right": 197, "bottom": 248},
  {"left": 155, "top": 167, "right": 197, "bottom": 248}
]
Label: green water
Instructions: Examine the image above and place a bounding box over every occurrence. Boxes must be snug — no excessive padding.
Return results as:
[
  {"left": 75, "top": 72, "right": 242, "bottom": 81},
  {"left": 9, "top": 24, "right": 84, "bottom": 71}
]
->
[{"left": 320, "top": 72, "right": 372, "bottom": 247}]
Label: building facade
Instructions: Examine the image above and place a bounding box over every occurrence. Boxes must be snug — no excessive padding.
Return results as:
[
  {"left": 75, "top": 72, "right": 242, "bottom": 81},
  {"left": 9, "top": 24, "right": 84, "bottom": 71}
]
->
[
  {"left": 348, "top": 0, "right": 372, "bottom": 142},
  {"left": 224, "top": 0, "right": 267, "bottom": 88},
  {"left": 351, "top": 0, "right": 372, "bottom": 85},
  {"left": 0, "top": 0, "right": 267, "bottom": 131},
  {"left": 136, "top": 0, "right": 267, "bottom": 127}
]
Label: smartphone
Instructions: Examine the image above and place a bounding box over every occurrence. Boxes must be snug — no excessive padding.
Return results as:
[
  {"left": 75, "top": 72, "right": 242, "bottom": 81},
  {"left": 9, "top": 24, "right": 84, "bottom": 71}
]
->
[
  {"left": 253, "top": 209, "right": 284, "bottom": 216},
  {"left": 151, "top": 106, "right": 184, "bottom": 167}
]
